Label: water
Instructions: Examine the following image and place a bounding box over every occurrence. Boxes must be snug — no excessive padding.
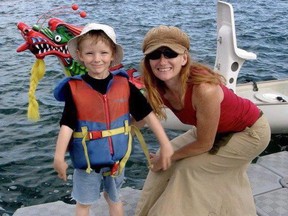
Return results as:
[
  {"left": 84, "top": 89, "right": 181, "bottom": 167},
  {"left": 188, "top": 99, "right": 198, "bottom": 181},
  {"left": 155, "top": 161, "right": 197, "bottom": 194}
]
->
[{"left": 0, "top": 0, "right": 288, "bottom": 215}]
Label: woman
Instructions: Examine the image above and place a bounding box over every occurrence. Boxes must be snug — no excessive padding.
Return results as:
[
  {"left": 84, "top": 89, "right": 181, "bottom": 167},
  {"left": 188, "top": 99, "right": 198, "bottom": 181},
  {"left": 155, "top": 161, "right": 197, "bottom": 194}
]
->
[{"left": 135, "top": 25, "right": 271, "bottom": 216}]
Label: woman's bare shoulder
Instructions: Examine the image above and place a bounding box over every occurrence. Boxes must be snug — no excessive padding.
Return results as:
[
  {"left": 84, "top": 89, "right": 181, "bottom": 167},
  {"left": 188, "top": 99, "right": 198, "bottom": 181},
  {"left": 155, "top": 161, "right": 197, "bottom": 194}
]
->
[{"left": 193, "top": 83, "right": 220, "bottom": 97}]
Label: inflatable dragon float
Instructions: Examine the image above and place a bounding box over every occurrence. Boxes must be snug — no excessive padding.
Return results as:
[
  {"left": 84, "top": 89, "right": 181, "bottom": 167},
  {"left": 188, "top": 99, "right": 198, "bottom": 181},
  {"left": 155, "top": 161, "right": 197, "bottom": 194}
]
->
[{"left": 16, "top": 4, "right": 143, "bottom": 121}]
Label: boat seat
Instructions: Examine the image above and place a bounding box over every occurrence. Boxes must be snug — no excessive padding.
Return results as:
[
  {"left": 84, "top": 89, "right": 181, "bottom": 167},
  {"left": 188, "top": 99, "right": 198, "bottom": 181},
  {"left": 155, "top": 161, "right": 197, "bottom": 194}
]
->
[
  {"left": 214, "top": 1, "right": 257, "bottom": 93},
  {"left": 254, "top": 91, "right": 288, "bottom": 103}
]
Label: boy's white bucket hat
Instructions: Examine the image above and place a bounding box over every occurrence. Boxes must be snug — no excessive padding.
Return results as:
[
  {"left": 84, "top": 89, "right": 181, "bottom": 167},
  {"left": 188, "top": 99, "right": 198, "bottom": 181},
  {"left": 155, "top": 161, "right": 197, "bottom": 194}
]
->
[{"left": 68, "top": 23, "right": 123, "bottom": 67}]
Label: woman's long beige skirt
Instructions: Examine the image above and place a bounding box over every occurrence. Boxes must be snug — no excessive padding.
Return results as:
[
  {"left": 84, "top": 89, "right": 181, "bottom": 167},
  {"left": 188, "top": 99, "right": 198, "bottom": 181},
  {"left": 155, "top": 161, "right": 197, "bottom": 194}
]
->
[{"left": 135, "top": 115, "right": 271, "bottom": 216}]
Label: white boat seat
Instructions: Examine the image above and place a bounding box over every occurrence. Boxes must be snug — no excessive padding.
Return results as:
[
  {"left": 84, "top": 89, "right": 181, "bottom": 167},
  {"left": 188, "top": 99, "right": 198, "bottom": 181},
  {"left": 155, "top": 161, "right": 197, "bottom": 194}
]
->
[
  {"left": 235, "top": 48, "right": 257, "bottom": 60},
  {"left": 254, "top": 92, "right": 288, "bottom": 103},
  {"left": 215, "top": 1, "right": 257, "bottom": 93}
]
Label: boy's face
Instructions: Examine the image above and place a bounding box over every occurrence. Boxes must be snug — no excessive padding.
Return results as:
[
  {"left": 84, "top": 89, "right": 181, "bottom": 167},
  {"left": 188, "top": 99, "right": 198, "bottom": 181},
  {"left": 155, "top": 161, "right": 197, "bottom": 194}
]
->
[{"left": 77, "top": 38, "right": 114, "bottom": 79}]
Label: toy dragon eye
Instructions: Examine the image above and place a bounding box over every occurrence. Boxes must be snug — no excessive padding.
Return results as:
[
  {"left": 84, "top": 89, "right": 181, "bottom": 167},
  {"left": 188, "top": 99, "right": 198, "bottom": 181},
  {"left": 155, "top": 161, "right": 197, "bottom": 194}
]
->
[{"left": 54, "top": 35, "right": 62, "bottom": 43}]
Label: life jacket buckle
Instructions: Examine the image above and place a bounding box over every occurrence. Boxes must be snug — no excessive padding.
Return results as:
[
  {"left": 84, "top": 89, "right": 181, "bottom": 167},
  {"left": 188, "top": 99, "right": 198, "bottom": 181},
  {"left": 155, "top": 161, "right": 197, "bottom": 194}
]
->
[{"left": 88, "top": 131, "right": 102, "bottom": 140}]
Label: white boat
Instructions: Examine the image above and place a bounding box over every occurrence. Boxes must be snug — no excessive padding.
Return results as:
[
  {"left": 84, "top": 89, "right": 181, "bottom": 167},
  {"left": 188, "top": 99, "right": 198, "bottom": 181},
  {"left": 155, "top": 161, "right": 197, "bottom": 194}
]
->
[{"left": 161, "top": 1, "right": 288, "bottom": 134}]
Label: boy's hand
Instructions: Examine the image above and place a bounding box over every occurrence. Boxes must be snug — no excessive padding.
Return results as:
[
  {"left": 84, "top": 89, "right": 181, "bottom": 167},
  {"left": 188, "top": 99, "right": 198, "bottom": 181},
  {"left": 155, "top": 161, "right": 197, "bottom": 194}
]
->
[
  {"left": 149, "top": 144, "right": 174, "bottom": 172},
  {"left": 149, "top": 153, "right": 161, "bottom": 172},
  {"left": 53, "top": 159, "right": 68, "bottom": 181},
  {"left": 158, "top": 144, "right": 173, "bottom": 170}
]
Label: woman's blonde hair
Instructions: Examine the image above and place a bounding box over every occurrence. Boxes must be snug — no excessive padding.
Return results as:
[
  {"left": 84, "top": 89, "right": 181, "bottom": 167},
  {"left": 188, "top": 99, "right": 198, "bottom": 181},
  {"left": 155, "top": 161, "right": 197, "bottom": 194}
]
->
[{"left": 141, "top": 52, "right": 224, "bottom": 119}]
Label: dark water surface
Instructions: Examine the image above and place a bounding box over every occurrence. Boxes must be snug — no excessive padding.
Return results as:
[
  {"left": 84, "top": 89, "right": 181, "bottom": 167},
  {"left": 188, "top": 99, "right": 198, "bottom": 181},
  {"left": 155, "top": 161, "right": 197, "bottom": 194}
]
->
[{"left": 0, "top": 0, "right": 287, "bottom": 215}]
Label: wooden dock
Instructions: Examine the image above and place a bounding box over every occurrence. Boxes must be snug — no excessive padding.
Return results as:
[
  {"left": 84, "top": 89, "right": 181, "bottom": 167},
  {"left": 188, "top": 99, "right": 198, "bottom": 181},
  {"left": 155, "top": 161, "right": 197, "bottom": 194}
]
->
[{"left": 13, "top": 151, "right": 288, "bottom": 216}]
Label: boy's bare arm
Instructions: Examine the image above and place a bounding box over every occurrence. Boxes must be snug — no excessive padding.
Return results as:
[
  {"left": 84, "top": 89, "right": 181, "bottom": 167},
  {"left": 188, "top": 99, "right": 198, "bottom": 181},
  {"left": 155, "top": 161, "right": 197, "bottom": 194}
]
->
[
  {"left": 143, "top": 112, "right": 173, "bottom": 171},
  {"left": 53, "top": 125, "right": 73, "bottom": 181}
]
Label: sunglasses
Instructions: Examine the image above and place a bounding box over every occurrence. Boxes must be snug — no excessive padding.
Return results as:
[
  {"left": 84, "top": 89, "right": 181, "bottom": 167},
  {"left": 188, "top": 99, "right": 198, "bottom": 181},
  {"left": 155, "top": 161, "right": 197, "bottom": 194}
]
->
[{"left": 146, "top": 48, "right": 179, "bottom": 60}]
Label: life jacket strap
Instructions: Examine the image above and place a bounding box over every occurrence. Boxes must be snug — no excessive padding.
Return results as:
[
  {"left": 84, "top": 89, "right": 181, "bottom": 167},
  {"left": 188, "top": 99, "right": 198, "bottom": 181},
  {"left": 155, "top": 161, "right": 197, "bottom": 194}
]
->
[
  {"left": 103, "top": 125, "right": 152, "bottom": 177},
  {"left": 103, "top": 131, "right": 133, "bottom": 177},
  {"left": 73, "top": 123, "right": 131, "bottom": 141},
  {"left": 79, "top": 126, "right": 93, "bottom": 174},
  {"left": 131, "top": 125, "right": 151, "bottom": 168}
]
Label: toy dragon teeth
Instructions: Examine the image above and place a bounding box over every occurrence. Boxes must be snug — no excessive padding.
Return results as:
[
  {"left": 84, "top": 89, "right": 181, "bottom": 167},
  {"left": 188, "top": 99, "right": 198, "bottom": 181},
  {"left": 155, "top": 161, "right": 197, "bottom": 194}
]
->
[{"left": 17, "top": 17, "right": 82, "bottom": 62}]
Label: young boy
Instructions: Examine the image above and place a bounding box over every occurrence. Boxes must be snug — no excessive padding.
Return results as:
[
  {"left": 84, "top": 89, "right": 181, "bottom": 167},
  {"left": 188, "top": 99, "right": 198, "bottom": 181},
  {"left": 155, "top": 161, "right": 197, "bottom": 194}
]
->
[{"left": 53, "top": 23, "right": 173, "bottom": 216}]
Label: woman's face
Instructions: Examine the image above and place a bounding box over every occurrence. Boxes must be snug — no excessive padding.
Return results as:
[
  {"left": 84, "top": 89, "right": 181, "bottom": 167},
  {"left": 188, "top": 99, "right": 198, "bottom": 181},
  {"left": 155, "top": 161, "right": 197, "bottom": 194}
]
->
[{"left": 147, "top": 47, "right": 187, "bottom": 83}]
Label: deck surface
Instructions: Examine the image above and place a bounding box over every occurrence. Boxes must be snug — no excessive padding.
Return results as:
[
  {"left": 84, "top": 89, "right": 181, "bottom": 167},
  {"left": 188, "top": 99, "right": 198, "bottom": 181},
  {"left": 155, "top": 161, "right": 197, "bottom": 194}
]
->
[{"left": 13, "top": 151, "right": 288, "bottom": 216}]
